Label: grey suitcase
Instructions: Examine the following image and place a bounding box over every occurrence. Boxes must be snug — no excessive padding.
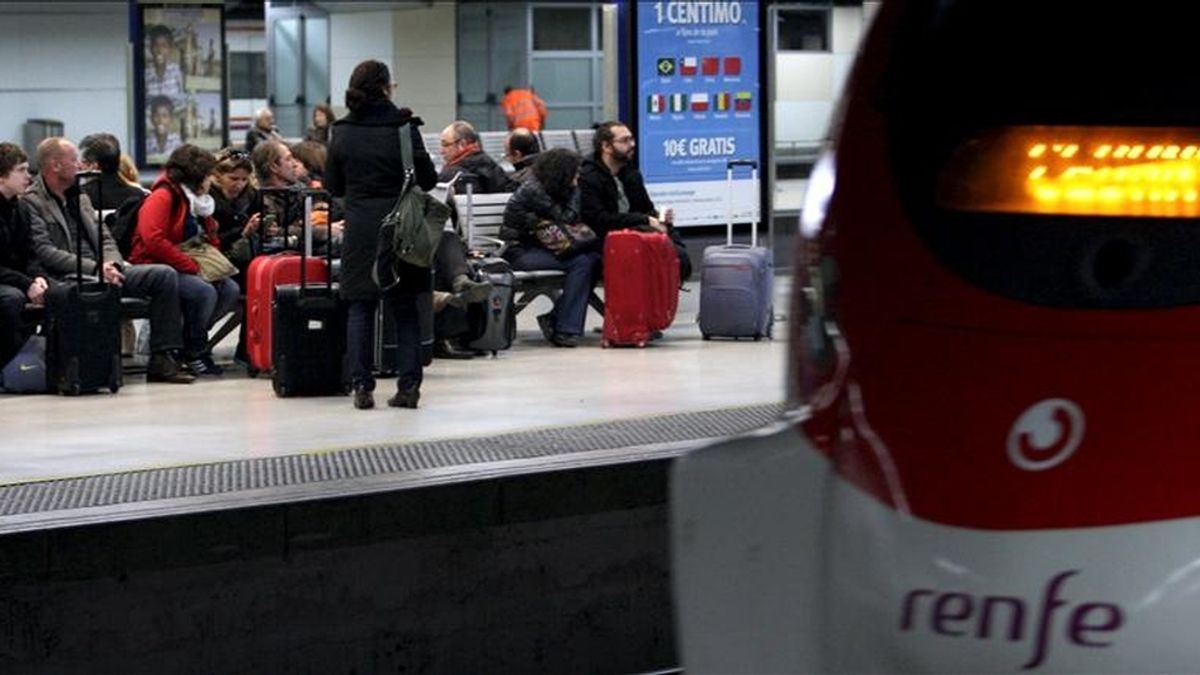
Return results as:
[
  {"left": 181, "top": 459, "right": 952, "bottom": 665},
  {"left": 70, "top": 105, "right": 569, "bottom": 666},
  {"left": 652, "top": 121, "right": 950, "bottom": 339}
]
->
[
  {"left": 699, "top": 159, "right": 773, "bottom": 340},
  {"left": 465, "top": 257, "right": 516, "bottom": 356}
]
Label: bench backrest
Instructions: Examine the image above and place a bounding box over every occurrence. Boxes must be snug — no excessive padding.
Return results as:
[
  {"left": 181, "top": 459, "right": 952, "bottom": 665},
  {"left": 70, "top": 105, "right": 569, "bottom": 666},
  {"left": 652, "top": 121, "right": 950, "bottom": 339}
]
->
[
  {"left": 455, "top": 192, "right": 514, "bottom": 255},
  {"left": 539, "top": 130, "right": 577, "bottom": 152}
]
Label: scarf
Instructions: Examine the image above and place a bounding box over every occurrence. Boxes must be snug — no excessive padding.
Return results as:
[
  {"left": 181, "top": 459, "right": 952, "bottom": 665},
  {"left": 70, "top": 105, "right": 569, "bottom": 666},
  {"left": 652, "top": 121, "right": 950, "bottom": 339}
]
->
[{"left": 445, "top": 142, "right": 482, "bottom": 169}]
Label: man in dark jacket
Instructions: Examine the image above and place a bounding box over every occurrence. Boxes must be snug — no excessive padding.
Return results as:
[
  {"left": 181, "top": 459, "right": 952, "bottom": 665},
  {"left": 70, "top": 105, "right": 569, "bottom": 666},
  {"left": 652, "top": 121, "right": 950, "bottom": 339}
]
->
[
  {"left": 23, "top": 137, "right": 194, "bottom": 383},
  {"left": 506, "top": 128, "right": 540, "bottom": 184},
  {"left": 0, "top": 143, "right": 48, "bottom": 366},
  {"left": 79, "top": 133, "right": 146, "bottom": 211},
  {"left": 579, "top": 121, "right": 692, "bottom": 281},
  {"left": 430, "top": 120, "right": 501, "bottom": 359},
  {"left": 437, "top": 120, "right": 518, "bottom": 192}
]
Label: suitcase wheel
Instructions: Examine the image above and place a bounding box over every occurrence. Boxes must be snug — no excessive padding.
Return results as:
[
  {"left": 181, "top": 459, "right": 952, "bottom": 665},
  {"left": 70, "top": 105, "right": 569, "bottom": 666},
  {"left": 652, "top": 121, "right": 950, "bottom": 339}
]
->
[
  {"left": 247, "top": 367, "right": 260, "bottom": 378},
  {"left": 601, "top": 339, "right": 610, "bottom": 349},
  {"left": 701, "top": 334, "right": 711, "bottom": 341},
  {"left": 490, "top": 350, "right": 498, "bottom": 357},
  {"left": 273, "top": 382, "right": 290, "bottom": 397}
]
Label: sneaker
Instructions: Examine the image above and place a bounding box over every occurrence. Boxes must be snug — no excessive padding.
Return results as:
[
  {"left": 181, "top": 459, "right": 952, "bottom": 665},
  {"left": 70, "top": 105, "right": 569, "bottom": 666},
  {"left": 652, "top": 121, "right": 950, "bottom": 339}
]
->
[
  {"left": 536, "top": 312, "right": 556, "bottom": 343},
  {"left": 549, "top": 332, "right": 578, "bottom": 348},
  {"left": 146, "top": 353, "right": 196, "bottom": 384},
  {"left": 433, "top": 338, "right": 475, "bottom": 360},
  {"left": 185, "top": 355, "right": 224, "bottom": 377},
  {"left": 452, "top": 274, "right": 493, "bottom": 304}
]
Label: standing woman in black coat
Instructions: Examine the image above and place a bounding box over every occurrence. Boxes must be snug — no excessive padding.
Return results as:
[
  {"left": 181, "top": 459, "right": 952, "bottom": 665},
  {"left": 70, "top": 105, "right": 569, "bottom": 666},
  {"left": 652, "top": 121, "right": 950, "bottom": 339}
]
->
[{"left": 326, "top": 60, "right": 437, "bottom": 410}]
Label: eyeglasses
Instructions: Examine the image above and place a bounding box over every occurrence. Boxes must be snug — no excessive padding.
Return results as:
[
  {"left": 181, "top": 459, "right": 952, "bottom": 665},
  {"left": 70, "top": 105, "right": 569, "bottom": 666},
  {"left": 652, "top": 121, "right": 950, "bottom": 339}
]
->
[
  {"left": 613, "top": 136, "right": 635, "bottom": 145},
  {"left": 217, "top": 148, "right": 249, "bottom": 161}
]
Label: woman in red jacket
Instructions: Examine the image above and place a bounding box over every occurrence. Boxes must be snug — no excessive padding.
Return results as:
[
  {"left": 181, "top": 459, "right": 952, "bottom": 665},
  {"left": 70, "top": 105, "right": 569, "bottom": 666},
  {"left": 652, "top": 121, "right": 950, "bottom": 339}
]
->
[{"left": 130, "top": 145, "right": 240, "bottom": 376}]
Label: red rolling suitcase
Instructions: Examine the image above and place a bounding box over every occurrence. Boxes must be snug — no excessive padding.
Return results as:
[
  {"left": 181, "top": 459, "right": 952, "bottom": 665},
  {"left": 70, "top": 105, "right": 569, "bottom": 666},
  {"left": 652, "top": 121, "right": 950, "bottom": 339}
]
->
[
  {"left": 601, "top": 230, "right": 680, "bottom": 347},
  {"left": 244, "top": 188, "right": 329, "bottom": 375}
]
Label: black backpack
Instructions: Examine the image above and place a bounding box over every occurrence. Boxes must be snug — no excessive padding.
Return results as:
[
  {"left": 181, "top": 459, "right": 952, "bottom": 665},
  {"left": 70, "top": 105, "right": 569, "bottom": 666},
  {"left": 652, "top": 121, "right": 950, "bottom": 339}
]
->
[{"left": 107, "top": 186, "right": 175, "bottom": 259}]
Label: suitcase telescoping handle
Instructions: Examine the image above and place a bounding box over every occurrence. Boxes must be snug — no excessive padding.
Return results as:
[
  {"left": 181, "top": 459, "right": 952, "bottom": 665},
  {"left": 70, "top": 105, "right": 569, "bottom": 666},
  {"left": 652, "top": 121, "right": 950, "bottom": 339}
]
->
[
  {"left": 458, "top": 171, "right": 478, "bottom": 247},
  {"left": 302, "top": 187, "right": 333, "bottom": 291},
  {"left": 74, "top": 170, "right": 103, "bottom": 284},
  {"left": 725, "top": 159, "right": 759, "bottom": 248}
]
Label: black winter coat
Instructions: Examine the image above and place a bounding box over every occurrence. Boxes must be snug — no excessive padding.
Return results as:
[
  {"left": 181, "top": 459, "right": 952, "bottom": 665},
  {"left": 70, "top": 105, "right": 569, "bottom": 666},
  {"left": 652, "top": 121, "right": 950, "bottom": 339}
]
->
[
  {"left": 578, "top": 157, "right": 658, "bottom": 238},
  {"left": 0, "top": 196, "right": 45, "bottom": 292},
  {"left": 499, "top": 177, "right": 583, "bottom": 259},
  {"left": 326, "top": 100, "right": 437, "bottom": 300},
  {"left": 439, "top": 151, "right": 518, "bottom": 194}
]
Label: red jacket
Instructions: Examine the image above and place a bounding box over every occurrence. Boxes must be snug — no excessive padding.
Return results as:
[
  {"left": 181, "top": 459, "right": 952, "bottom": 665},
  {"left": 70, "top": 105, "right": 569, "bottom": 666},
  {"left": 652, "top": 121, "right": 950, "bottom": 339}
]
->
[{"left": 129, "top": 176, "right": 218, "bottom": 274}]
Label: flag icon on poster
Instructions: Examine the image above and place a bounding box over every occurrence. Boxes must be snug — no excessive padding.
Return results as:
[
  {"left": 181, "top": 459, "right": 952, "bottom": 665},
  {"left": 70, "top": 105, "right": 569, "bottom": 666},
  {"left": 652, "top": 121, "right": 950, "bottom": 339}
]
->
[
  {"left": 648, "top": 94, "right": 666, "bottom": 114},
  {"left": 670, "top": 93, "right": 688, "bottom": 113},
  {"left": 715, "top": 92, "right": 731, "bottom": 111},
  {"left": 656, "top": 58, "right": 675, "bottom": 77},
  {"left": 691, "top": 92, "right": 710, "bottom": 112},
  {"left": 679, "top": 57, "right": 698, "bottom": 76},
  {"left": 701, "top": 56, "right": 720, "bottom": 76},
  {"left": 724, "top": 56, "right": 743, "bottom": 76},
  {"left": 735, "top": 91, "right": 753, "bottom": 111}
]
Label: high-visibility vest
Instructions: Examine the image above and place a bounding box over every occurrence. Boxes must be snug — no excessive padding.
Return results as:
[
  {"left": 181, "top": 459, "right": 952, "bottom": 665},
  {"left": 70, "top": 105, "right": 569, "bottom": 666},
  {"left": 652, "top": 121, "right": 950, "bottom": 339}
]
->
[{"left": 501, "top": 89, "right": 547, "bottom": 131}]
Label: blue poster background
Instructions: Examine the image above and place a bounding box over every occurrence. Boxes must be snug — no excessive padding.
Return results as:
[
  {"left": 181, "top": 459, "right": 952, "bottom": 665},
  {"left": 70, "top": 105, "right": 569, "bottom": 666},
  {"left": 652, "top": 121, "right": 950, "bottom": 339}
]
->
[{"left": 636, "top": 1, "right": 761, "bottom": 226}]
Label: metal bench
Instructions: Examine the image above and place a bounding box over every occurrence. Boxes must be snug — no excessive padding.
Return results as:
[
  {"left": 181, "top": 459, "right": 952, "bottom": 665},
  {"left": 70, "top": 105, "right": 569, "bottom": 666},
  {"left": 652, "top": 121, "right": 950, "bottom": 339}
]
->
[
  {"left": 455, "top": 192, "right": 604, "bottom": 318},
  {"left": 539, "top": 130, "right": 578, "bottom": 152}
]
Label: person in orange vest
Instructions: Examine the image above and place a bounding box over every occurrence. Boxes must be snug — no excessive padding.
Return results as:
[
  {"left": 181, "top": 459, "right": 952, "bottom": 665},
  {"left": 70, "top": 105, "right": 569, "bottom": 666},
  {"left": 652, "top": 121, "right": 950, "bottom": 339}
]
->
[{"left": 501, "top": 86, "right": 548, "bottom": 132}]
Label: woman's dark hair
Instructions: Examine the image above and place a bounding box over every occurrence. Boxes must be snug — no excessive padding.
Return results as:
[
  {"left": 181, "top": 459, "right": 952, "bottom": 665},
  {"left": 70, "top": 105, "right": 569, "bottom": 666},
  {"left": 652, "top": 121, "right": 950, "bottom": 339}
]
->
[
  {"left": 313, "top": 103, "right": 335, "bottom": 126},
  {"left": 291, "top": 140, "right": 327, "bottom": 176},
  {"left": 345, "top": 60, "right": 391, "bottom": 113},
  {"left": 531, "top": 148, "right": 582, "bottom": 203},
  {"left": 165, "top": 144, "right": 217, "bottom": 191}
]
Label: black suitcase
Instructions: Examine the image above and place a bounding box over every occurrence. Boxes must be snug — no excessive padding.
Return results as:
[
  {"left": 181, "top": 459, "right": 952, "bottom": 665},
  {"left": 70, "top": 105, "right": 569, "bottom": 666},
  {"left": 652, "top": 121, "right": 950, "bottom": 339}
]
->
[
  {"left": 45, "top": 171, "right": 122, "bottom": 395},
  {"left": 465, "top": 257, "right": 515, "bottom": 356},
  {"left": 375, "top": 279, "right": 433, "bottom": 375},
  {"left": 271, "top": 188, "right": 348, "bottom": 397}
]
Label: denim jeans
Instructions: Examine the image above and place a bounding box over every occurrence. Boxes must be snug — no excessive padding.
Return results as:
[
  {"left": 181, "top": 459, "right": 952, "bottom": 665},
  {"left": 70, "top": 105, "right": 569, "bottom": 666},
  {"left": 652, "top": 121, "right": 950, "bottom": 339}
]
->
[
  {"left": 121, "top": 263, "right": 183, "bottom": 353},
  {"left": 510, "top": 248, "right": 602, "bottom": 336},
  {"left": 346, "top": 290, "right": 422, "bottom": 392},
  {"left": 177, "top": 273, "right": 240, "bottom": 358}
]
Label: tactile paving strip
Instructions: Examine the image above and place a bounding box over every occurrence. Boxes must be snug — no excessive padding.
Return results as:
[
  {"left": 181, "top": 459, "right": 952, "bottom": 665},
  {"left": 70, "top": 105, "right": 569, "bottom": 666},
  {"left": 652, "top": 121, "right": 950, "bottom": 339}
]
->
[{"left": 0, "top": 403, "right": 784, "bottom": 517}]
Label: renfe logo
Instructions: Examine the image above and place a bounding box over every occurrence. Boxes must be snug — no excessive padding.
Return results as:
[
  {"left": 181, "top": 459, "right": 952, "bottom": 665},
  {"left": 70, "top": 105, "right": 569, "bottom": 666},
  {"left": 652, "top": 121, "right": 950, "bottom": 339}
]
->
[
  {"left": 1007, "top": 399, "right": 1085, "bottom": 471},
  {"left": 899, "top": 570, "right": 1124, "bottom": 670}
]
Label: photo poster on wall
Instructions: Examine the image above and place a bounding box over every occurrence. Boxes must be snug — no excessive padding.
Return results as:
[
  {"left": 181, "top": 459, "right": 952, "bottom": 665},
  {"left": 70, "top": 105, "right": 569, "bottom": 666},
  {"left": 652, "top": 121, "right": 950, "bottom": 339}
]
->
[
  {"left": 139, "top": 4, "right": 227, "bottom": 166},
  {"left": 634, "top": 0, "right": 763, "bottom": 227}
]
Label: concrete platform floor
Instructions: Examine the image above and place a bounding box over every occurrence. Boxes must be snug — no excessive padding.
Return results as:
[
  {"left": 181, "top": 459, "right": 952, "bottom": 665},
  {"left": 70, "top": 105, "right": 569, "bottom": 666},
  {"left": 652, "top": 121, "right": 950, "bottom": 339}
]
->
[{"left": 0, "top": 276, "right": 791, "bottom": 486}]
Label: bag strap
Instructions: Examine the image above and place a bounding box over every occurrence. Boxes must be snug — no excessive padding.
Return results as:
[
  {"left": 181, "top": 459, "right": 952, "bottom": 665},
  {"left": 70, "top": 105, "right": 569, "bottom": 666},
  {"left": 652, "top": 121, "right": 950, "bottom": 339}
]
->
[{"left": 397, "top": 123, "right": 415, "bottom": 193}]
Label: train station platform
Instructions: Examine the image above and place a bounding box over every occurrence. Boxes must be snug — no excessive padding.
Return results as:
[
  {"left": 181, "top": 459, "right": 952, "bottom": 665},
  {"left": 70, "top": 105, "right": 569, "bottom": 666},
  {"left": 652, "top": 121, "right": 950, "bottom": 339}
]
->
[
  {"left": 0, "top": 271, "right": 792, "bottom": 674},
  {"left": 0, "top": 273, "right": 791, "bottom": 532}
]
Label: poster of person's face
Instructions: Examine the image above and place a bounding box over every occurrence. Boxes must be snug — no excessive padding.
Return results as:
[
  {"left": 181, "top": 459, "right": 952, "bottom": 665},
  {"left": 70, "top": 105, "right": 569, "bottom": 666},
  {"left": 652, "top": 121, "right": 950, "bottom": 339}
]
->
[{"left": 142, "top": 5, "right": 225, "bottom": 165}]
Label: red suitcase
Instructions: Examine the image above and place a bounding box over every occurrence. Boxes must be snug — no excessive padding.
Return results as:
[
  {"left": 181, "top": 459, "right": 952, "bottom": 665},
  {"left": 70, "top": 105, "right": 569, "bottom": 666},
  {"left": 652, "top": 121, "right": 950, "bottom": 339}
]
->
[
  {"left": 602, "top": 230, "right": 680, "bottom": 347},
  {"left": 245, "top": 252, "right": 328, "bottom": 374}
]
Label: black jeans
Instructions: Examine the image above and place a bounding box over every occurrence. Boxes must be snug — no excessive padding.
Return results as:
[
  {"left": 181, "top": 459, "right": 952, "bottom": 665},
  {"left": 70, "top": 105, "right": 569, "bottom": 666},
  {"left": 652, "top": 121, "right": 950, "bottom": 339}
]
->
[
  {"left": 0, "top": 284, "right": 26, "bottom": 366},
  {"left": 347, "top": 291, "right": 423, "bottom": 393}
]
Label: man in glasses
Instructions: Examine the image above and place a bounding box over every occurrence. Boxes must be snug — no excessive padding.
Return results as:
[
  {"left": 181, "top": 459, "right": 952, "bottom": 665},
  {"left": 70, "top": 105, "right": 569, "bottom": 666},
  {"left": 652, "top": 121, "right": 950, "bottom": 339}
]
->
[{"left": 579, "top": 120, "right": 692, "bottom": 282}]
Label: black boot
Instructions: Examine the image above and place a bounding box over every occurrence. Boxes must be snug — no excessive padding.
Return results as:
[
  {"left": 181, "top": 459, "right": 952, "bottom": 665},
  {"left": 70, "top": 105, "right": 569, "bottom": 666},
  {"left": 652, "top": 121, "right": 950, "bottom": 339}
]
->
[
  {"left": 353, "top": 383, "right": 375, "bottom": 410},
  {"left": 146, "top": 352, "right": 196, "bottom": 384},
  {"left": 387, "top": 386, "right": 420, "bottom": 409}
]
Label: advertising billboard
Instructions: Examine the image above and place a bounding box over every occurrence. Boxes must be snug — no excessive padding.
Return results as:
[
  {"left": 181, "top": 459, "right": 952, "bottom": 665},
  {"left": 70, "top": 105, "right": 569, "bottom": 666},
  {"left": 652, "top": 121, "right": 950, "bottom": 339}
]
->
[
  {"left": 635, "top": 1, "right": 762, "bottom": 227},
  {"left": 140, "top": 5, "right": 227, "bottom": 166}
]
